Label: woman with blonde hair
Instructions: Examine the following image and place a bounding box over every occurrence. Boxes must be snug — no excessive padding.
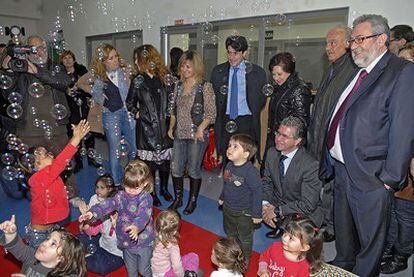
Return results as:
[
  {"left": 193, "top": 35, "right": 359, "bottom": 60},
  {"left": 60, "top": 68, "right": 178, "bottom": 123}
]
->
[
  {"left": 167, "top": 50, "right": 216, "bottom": 214},
  {"left": 90, "top": 43, "right": 136, "bottom": 186},
  {"left": 126, "top": 44, "right": 173, "bottom": 207}
]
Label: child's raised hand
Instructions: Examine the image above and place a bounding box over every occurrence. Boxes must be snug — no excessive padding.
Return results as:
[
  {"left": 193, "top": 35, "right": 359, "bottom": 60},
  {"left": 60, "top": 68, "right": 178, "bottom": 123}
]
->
[
  {"left": 110, "top": 212, "right": 118, "bottom": 228},
  {"left": 79, "top": 211, "right": 93, "bottom": 223},
  {"left": 71, "top": 120, "right": 90, "bottom": 147},
  {"left": 0, "top": 215, "right": 17, "bottom": 234},
  {"left": 125, "top": 224, "right": 139, "bottom": 241}
]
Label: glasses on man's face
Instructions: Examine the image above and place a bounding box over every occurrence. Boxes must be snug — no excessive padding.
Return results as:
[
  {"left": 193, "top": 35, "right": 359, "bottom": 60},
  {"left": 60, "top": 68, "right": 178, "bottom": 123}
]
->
[
  {"left": 348, "top": 34, "right": 382, "bottom": 45},
  {"left": 274, "top": 131, "right": 295, "bottom": 140}
]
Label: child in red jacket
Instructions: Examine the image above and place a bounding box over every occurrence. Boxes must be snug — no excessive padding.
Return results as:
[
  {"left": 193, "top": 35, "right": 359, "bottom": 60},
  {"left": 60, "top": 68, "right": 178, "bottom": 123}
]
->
[{"left": 26, "top": 120, "right": 90, "bottom": 248}]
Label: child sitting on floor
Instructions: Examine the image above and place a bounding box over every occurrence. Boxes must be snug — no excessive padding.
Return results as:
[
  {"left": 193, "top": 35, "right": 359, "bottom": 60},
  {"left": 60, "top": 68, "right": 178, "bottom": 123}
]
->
[
  {"left": 77, "top": 174, "right": 124, "bottom": 275},
  {"left": 151, "top": 210, "right": 199, "bottom": 277},
  {"left": 26, "top": 119, "right": 90, "bottom": 248},
  {"left": 0, "top": 215, "right": 87, "bottom": 277}
]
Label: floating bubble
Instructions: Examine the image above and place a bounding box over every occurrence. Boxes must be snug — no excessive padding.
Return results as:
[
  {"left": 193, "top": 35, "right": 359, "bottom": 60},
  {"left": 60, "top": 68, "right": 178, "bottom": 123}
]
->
[
  {"left": 134, "top": 75, "right": 144, "bottom": 88},
  {"left": 6, "top": 133, "right": 17, "bottom": 144},
  {"left": 2, "top": 166, "right": 17, "bottom": 181},
  {"left": 18, "top": 143, "right": 29, "bottom": 154},
  {"left": 164, "top": 74, "right": 175, "bottom": 86},
  {"left": 149, "top": 61, "right": 156, "bottom": 71},
  {"left": 193, "top": 103, "right": 203, "bottom": 115},
  {"left": 50, "top": 104, "right": 68, "bottom": 120},
  {"left": 251, "top": 1, "right": 260, "bottom": 13},
  {"left": 275, "top": 13, "right": 287, "bottom": 26},
  {"left": 44, "top": 130, "right": 53, "bottom": 140},
  {"left": 220, "top": 85, "right": 228, "bottom": 95},
  {"left": 28, "top": 82, "right": 45, "bottom": 98},
  {"left": 1, "top": 153, "right": 15, "bottom": 166},
  {"left": 295, "top": 36, "right": 302, "bottom": 47},
  {"left": 54, "top": 65, "right": 61, "bottom": 73},
  {"left": 86, "top": 98, "right": 95, "bottom": 108},
  {"left": 202, "top": 22, "right": 213, "bottom": 35},
  {"left": 30, "top": 106, "right": 38, "bottom": 115},
  {"left": 79, "top": 147, "right": 87, "bottom": 156},
  {"left": 87, "top": 149, "right": 96, "bottom": 159},
  {"left": 7, "top": 103, "right": 23, "bottom": 119},
  {"left": 20, "top": 153, "right": 35, "bottom": 171},
  {"left": 154, "top": 144, "right": 162, "bottom": 152},
  {"left": 87, "top": 242, "right": 97, "bottom": 254},
  {"left": 262, "top": 84, "right": 274, "bottom": 96},
  {"left": 211, "top": 34, "right": 220, "bottom": 45},
  {"left": 142, "top": 48, "right": 149, "bottom": 58},
  {"left": 225, "top": 120, "right": 238, "bottom": 133},
  {"left": 0, "top": 74, "right": 13, "bottom": 90},
  {"left": 118, "top": 137, "right": 129, "bottom": 157},
  {"left": 94, "top": 154, "right": 103, "bottom": 165},
  {"left": 97, "top": 166, "right": 106, "bottom": 176},
  {"left": 263, "top": 19, "right": 272, "bottom": 30},
  {"left": 7, "top": 92, "right": 22, "bottom": 104},
  {"left": 245, "top": 60, "right": 253, "bottom": 74}
]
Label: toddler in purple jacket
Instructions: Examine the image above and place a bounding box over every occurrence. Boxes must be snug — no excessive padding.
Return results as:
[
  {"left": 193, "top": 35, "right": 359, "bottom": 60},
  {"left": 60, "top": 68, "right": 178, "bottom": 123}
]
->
[{"left": 80, "top": 160, "right": 155, "bottom": 277}]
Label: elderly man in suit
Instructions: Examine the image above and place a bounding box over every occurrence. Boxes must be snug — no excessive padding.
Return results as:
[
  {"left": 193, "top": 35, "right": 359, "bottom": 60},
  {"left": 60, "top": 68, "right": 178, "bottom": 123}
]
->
[
  {"left": 211, "top": 35, "right": 267, "bottom": 164},
  {"left": 262, "top": 116, "right": 323, "bottom": 238},
  {"left": 308, "top": 25, "right": 359, "bottom": 241},
  {"left": 319, "top": 14, "right": 414, "bottom": 276}
]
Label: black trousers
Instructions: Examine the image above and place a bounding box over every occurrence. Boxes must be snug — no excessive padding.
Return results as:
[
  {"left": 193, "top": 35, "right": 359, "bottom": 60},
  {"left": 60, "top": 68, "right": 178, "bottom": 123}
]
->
[{"left": 333, "top": 161, "right": 393, "bottom": 277}]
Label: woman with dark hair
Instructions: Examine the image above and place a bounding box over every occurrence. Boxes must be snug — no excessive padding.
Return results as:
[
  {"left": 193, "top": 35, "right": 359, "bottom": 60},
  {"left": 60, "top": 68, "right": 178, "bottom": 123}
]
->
[
  {"left": 126, "top": 44, "right": 173, "bottom": 207},
  {"left": 169, "top": 47, "right": 183, "bottom": 78},
  {"left": 60, "top": 50, "right": 99, "bottom": 172},
  {"left": 265, "top": 52, "right": 311, "bottom": 152},
  {"left": 167, "top": 50, "right": 216, "bottom": 214}
]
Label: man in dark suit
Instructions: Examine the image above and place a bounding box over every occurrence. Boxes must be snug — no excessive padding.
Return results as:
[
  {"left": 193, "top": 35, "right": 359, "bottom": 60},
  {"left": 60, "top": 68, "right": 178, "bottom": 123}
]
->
[
  {"left": 320, "top": 14, "right": 414, "bottom": 276},
  {"left": 262, "top": 116, "right": 323, "bottom": 238},
  {"left": 307, "top": 25, "right": 358, "bottom": 240},
  {"left": 211, "top": 35, "right": 267, "bottom": 163}
]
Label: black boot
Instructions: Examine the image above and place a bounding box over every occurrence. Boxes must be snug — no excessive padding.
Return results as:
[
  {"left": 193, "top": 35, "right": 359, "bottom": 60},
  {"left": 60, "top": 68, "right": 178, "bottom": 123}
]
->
[
  {"left": 159, "top": 170, "right": 173, "bottom": 202},
  {"left": 168, "top": 177, "right": 184, "bottom": 210},
  {"left": 183, "top": 178, "right": 201, "bottom": 215},
  {"left": 151, "top": 192, "right": 162, "bottom": 207},
  {"left": 381, "top": 253, "right": 409, "bottom": 274}
]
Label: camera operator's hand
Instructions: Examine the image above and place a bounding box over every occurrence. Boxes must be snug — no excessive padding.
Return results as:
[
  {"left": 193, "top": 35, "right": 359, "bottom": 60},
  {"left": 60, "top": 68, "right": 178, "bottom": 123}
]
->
[
  {"left": 1, "top": 55, "right": 11, "bottom": 70},
  {"left": 26, "top": 59, "right": 38, "bottom": 74}
]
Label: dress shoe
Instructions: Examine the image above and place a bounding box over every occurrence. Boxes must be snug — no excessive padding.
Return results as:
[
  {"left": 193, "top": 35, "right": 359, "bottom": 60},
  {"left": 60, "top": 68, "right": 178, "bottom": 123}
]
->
[
  {"left": 381, "top": 254, "right": 408, "bottom": 274},
  {"left": 266, "top": 229, "right": 282, "bottom": 239}
]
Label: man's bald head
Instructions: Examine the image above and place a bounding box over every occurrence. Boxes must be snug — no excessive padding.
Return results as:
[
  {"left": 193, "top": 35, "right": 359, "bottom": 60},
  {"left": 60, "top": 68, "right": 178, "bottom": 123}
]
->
[{"left": 325, "top": 25, "right": 351, "bottom": 62}]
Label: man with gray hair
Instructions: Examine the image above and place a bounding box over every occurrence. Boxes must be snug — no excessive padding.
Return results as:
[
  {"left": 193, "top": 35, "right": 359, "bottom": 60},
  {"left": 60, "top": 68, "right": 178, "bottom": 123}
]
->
[
  {"left": 319, "top": 14, "right": 414, "bottom": 276},
  {"left": 262, "top": 116, "right": 323, "bottom": 238},
  {"left": 307, "top": 25, "right": 358, "bottom": 241}
]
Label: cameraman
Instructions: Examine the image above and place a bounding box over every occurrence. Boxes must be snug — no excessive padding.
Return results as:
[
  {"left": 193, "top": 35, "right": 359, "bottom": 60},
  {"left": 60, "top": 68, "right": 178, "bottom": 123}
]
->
[{"left": 0, "top": 35, "right": 80, "bottom": 204}]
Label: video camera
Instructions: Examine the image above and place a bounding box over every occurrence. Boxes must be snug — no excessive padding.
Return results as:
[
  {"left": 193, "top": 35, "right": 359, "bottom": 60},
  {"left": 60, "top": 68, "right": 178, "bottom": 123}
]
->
[{"left": 4, "top": 26, "right": 37, "bottom": 73}]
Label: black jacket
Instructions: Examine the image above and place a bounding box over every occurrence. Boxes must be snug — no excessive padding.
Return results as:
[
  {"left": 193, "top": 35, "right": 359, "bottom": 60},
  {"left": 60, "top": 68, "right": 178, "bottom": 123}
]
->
[
  {"left": 64, "top": 63, "right": 89, "bottom": 124},
  {"left": 126, "top": 74, "right": 172, "bottom": 151},
  {"left": 266, "top": 72, "right": 311, "bottom": 149}
]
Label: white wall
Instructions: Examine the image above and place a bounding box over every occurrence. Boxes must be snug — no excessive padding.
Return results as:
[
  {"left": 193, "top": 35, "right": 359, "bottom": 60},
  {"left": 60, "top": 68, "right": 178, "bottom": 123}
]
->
[
  {"left": 0, "top": 0, "right": 43, "bottom": 44},
  {"left": 29, "top": 0, "right": 414, "bottom": 65}
]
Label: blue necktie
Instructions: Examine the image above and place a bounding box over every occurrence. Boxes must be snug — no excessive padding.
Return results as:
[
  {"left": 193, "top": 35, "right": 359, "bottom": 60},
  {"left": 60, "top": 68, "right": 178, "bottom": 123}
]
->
[
  {"left": 229, "top": 67, "right": 239, "bottom": 120},
  {"left": 279, "top": 155, "right": 287, "bottom": 184}
]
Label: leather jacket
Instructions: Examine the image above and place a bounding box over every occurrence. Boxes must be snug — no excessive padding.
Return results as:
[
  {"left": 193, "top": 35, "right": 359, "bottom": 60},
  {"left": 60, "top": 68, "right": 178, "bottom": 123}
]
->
[
  {"left": 126, "top": 74, "right": 172, "bottom": 151},
  {"left": 266, "top": 72, "right": 311, "bottom": 148}
]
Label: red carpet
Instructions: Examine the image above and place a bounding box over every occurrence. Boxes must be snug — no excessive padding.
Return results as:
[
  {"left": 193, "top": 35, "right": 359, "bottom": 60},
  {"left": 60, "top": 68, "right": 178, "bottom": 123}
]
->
[{"left": 1, "top": 209, "right": 259, "bottom": 276}]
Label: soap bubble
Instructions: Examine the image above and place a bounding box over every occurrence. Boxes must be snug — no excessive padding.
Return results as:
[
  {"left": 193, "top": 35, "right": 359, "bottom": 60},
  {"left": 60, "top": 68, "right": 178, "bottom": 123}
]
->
[
  {"left": 154, "top": 144, "right": 162, "bottom": 152},
  {"left": 149, "top": 61, "right": 156, "bottom": 70},
  {"left": 202, "top": 22, "right": 213, "bottom": 35},
  {"left": 6, "top": 133, "right": 17, "bottom": 144},
  {"left": 28, "top": 82, "right": 45, "bottom": 98},
  {"left": 18, "top": 143, "right": 29, "bottom": 154},
  {"left": 7, "top": 92, "right": 22, "bottom": 104},
  {"left": 193, "top": 103, "right": 203, "bottom": 115},
  {"left": 87, "top": 149, "right": 96, "bottom": 159},
  {"left": 117, "top": 137, "right": 129, "bottom": 157},
  {"left": 225, "top": 120, "right": 238, "bottom": 133},
  {"left": 7, "top": 103, "right": 23, "bottom": 119},
  {"left": 262, "top": 84, "right": 274, "bottom": 96},
  {"left": 220, "top": 85, "right": 228, "bottom": 95},
  {"left": 1, "top": 153, "right": 15, "bottom": 166},
  {"left": 50, "top": 104, "right": 68, "bottom": 120},
  {"left": 275, "top": 13, "right": 287, "bottom": 26},
  {"left": 97, "top": 166, "right": 106, "bottom": 176},
  {"left": 30, "top": 106, "right": 38, "bottom": 115},
  {"left": 0, "top": 74, "right": 13, "bottom": 90},
  {"left": 20, "top": 153, "right": 35, "bottom": 171},
  {"left": 134, "top": 75, "right": 144, "bottom": 88},
  {"left": 164, "top": 74, "right": 175, "bottom": 86},
  {"left": 2, "top": 166, "right": 17, "bottom": 181}
]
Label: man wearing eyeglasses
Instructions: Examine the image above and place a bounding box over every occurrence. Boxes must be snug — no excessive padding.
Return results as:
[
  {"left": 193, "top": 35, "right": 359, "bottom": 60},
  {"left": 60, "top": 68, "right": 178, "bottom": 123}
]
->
[
  {"left": 388, "top": 25, "right": 414, "bottom": 55},
  {"left": 262, "top": 116, "right": 323, "bottom": 239},
  {"left": 319, "top": 14, "right": 414, "bottom": 276},
  {"left": 307, "top": 26, "right": 358, "bottom": 242}
]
